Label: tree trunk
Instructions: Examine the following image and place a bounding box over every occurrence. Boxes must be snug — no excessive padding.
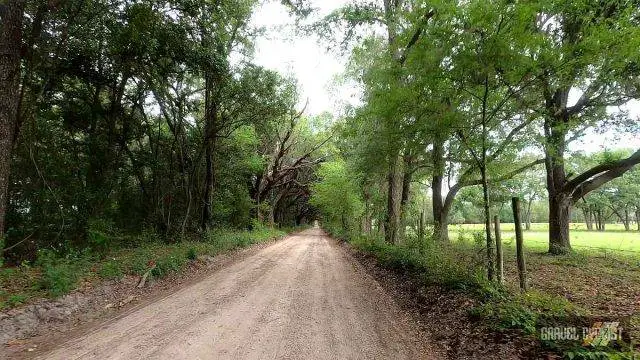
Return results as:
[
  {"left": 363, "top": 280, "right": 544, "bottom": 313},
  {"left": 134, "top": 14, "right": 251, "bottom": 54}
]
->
[
  {"left": 201, "top": 139, "right": 214, "bottom": 230},
  {"left": 548, "top": 192, "right": 571, "bottom": 254},
  {"left": 596, "top": 209, "right": 604, "bottom": 232},
  {"left": 432, "top": 174, "right": 448, "bottom": 242},
  {"left": 481, "top": 167, "right": 495, "bottom": 281},
  {"left": 494, "top": 215, "right": 503, "bottom": 284},
  {"left": 623, "top": 209, "right": 630, "bottom": 231},
  {"left": 385, "top": 153, "right": 403, "bottom": 244},
  {"left": 584, "top": 208, "right": 593, "bottom": 231},
  {"left": 636, "top": 208, "right": 640, "bottom": 232},
  {"left": 0, "top": 0, "right": 25, "bottom": 242},
  {"left": 181, "top": 187, "right": 192, "bottom": 238},
  {"left": 431, "top": 138, "right": 449, "bottom": 242},
  {"left": 525, "top": 199, "right": 532, "bottom": 231},
  {"left": 201, "top": 72, "right": 218, "bottom": 231},
  {"left": 512, "top": 198, "right": 527, "bottom": 292},
  {"left": 418, "top": 210, "right": 425, "bottom": 243},
  {"left": 398, "top": 156, "right": 412, "bottom": 240},
  {"left": 544, "top": 117, "right": 572, "bottom": 255},
  {"left": 363, "top": 188, "right": 372, "bottom": 233},
  {"left": 268, "top": 204, "right": 275, "bottom": 227}
]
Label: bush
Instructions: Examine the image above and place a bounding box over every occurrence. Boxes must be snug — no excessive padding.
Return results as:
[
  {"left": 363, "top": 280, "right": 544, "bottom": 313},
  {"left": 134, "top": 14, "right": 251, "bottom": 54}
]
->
[
  {"left": 1, "top": 293, "right": 28, "bottom": 309},
  {"left": 186, "top": 247, "right": 197, "bottom": 260},
  {"left": 0, "top": 227, "right": 296, "bottom": 306},
  {"left": 347, "top": 230, "right": 588, "bottom": 337},
  {"left": 40, "top": 262, "right": 77, "bottom": 297},
  {"left": 469, "top": 290, "right": 585, "bottom": 335},
  {"left": 349, "top": 233, "right": 484, "bottom": 291},
  {"left": 138, "top": 227, "right": 160, "bottom": 245},
  {"left": 35, "top": 249, "right": 79, "bottom": 297},
  {"left": 205, "top": 227, "right": 284, "bottom": 253},
  {"left": 470, "top": 300, "right": 538, "bottom": 334},
  {"left": 5, "top": 294, "right": 27, "bottom": 307},
  {"left": 151, "top": 254, "right": 185, "bottom": 278},
  {"left": 87, "top": 218, "right": 117, "bottom": 255},
  {"left": 99, "top": 259, "right": 123, "bottom": 279}
]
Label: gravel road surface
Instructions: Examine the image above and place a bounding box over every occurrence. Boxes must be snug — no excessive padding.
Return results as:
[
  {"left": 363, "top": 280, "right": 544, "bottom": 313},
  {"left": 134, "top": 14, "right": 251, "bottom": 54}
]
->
[{"left": 38, "top": 228, "right": 437, "bottom": 360}]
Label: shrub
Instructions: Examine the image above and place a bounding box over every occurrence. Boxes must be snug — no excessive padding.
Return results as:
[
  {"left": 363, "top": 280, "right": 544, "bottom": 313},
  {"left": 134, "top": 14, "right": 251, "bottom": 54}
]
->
[
  {"left": 126, "top": 249, "right": 153, "bottom": 275},
  {"left": 349, "top": 233, "right": 484, "bottom": 291},
  {"left": 470, "top": 300, "right": 538, "bottom": 334},
  {"left": 138, "top": 227, "right": 160, "bottom": 245},
  {"left": 35, "top": 249, "right": 79, "bottom": 297},
  {"left": 151, "top": 254, "right": 185, "bottom": 278},
  {"left": 40, "top": 262, "right": 77, "bottom": 297},
  {"left": 521, "top": 291, "right": 583, "bottom": 321},
  {"left": 469, "top": 290, "right": 585, "bottom": 336},
  {"left": 99, "top": 259, "right": 124, "bottom": 279},
  {"left": 5, "top": 294, "right": 27, "bottom": 307},
  {"left": 186, "top": 247, "right": 197, "bottom": 260},
  {"left": 87, "top": 218, "right": 117, "bottom": 255}
]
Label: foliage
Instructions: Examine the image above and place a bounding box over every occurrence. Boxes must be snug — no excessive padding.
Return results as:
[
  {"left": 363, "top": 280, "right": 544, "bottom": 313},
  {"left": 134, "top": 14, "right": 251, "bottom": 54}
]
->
[
  {"left": 99, "top": 260, "right": 124, "bottom": 280},
  {"left": 315, "top": 0, "right": 640, "bottom": 258},
  {"left": 186, "top": 247, "right": 198, "bottom": 261},
  {"left": 39, "top": 261, "right": 79, "bottom": 298},
  {"left": 0, "top": 227, "right": 290, "bottom": 309},
  {"left": 4, "top": 294, "right": 27, "bottom": 308},
  {"left": 311, "top": 159, "right": 364, "bottom": 234},
  {"left": 346, "top": 232, "right": 485, "bottom": 291},
  {"left": 1, "top": 0, "right": 324, "bottom": 265},
  {"left": 470, "top": 289, "right": 584, "bottom": 335}
]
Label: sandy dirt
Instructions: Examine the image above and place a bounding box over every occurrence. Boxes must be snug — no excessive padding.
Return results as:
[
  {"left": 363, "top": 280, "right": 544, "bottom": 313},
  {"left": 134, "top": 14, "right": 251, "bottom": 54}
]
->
[{"left": 34, "top": 228, "right": 439, "bottom": 360}]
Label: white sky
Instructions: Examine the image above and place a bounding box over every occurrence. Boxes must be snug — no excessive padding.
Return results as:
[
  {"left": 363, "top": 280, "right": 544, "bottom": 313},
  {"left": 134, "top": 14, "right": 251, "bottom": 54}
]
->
[
  {"left": 250, "top": 0, "right": 354, "bottom": 116},
  {"left": 249, "top": 1, "right": 639, "bottom": 153}
]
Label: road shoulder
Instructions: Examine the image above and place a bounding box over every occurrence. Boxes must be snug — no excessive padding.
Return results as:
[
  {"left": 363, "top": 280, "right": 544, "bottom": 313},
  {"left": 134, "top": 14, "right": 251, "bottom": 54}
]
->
[{"left": 1, "top": 233, "right": 292, "bottom": 359}]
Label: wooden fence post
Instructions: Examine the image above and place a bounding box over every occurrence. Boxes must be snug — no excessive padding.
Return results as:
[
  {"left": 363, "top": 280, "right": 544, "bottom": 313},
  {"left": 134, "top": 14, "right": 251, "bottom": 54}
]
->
[
  {"left": 511, "top": 197, "right": 527, "bottom": 292},
  {"left": 494, "top": 215, "right": 503, "bottom": 285}
]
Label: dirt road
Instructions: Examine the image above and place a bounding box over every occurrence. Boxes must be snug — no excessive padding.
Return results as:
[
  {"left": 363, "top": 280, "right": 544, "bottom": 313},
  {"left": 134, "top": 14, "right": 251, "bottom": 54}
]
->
[{"left": 37, "top": 228, "right": 437, "bottom": 360}]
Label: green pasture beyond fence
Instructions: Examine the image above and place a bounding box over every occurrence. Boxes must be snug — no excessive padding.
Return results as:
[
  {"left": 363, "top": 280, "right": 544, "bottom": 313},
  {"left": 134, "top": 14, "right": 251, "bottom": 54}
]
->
[{"left": 449, "top": 223, "right": 640, "bottom": 255}]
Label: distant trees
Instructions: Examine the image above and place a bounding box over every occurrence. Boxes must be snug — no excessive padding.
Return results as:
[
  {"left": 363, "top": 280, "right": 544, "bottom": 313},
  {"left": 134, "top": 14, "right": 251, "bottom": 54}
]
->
[{"left": 310, "top": 159, "right": 363, "bottom": 234}]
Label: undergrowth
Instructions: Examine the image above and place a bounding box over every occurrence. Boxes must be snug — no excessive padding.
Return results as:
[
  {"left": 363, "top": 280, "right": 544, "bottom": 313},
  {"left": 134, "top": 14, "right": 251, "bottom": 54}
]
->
[
  {"left": 325, "top": 224, "right": 639, "bottom": 359},
  {"left": 0, "top": 225, "right": 292, "bottom": 310}
]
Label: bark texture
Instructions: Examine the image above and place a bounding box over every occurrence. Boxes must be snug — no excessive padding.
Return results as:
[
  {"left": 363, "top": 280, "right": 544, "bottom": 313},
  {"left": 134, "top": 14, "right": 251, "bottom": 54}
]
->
[{"left": 0, "top": 0, "right": 25, "bottom": 240}]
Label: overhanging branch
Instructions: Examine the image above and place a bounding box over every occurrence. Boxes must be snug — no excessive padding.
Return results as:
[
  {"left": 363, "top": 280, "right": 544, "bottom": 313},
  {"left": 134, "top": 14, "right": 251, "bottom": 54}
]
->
[{"left": 568, "top": 149, "right": 640, "bottom": 202}]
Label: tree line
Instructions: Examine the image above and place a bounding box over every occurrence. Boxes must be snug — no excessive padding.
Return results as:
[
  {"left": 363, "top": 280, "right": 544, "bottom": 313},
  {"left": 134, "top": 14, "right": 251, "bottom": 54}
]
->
[
  {"left": 310, "top": 0, "right": 640, "bottom": 266},
  {"left": 0, "top": 0, "right": 326, "bottom": 263}
]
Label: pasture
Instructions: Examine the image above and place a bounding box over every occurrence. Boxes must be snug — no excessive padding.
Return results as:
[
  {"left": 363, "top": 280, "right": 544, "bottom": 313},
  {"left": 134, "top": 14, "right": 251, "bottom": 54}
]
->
[{"left": 451, "top": 223, "right": 640, "bottom": 254}]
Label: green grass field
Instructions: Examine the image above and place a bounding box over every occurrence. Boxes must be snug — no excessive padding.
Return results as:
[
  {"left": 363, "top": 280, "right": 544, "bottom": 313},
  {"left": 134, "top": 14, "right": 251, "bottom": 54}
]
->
[{"left": 450, "top": 223, "right": 640, "bottom": 253}]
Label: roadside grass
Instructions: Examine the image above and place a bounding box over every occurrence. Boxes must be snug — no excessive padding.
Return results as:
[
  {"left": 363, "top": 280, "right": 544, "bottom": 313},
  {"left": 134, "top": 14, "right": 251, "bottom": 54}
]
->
[
  {"left": 0, "top": 226, "right": 290, "bottom": 310},
  {"left": 334, "top": 223, "right": 640, "bottom": 359}
]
